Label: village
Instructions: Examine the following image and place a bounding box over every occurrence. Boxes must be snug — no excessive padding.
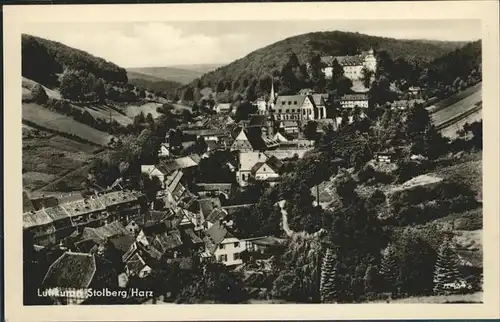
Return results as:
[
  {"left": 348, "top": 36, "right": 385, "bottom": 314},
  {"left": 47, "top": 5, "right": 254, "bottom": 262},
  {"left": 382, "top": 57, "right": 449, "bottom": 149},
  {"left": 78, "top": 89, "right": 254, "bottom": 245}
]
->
[{"left": 22, "top": 44, "right": 481, "bottom": 305}]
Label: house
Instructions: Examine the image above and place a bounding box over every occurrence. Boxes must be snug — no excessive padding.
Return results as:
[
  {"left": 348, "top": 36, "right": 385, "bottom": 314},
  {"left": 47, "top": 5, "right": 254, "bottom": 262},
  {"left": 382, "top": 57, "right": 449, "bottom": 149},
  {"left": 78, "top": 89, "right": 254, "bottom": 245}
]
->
[
  {"left": 243, "top": 236, "right": 287, "bottom": 256},
  {"left": 81, "top": 221, "right": 133, "bottom": 246},
  {"left": 125, "top": 252, "right": 153, "bottom": 279},
  {"left": 250, "top": 156, "right": 284, "bottom": 182},
  {"left": 195, "top": 183, "right": 232, "bottom": 199},
  {"left": 215, "top": 103, "right": 232, "bottom": 113},
  {"left": 191, "top": 197, "right": 222, "bottom": 225},
  {"left": 278, "top": 120, "right": 300, "bottom": 135},
  {"left": 203, "top": 221, "right": 246, "bottom": 267},
  {"left": 256, "top": 98, "right": 267, "bottom": 115},
  {"left": 339, "top": 94, "right": 369, "bottom": 109},
  {"left": 230, "top": 127, "right": 270, "bottom": 152},
  {"left": 158, "top": 143, "right": 170, "bottom": 157},
  {"left": 321, "top": 49, "right": 377, "bottom": 81},
  {"left": 299, "top": 88, "right": 314, "bottom": 95},
  {"left": 236, "top": 151, "right": 269, "bottom": 187},
  {"left": 141, "top": 165, "right": 168, "bottom": 186},
  {"left": 41, "top": 252, "right": 117, "bottom": 305}
]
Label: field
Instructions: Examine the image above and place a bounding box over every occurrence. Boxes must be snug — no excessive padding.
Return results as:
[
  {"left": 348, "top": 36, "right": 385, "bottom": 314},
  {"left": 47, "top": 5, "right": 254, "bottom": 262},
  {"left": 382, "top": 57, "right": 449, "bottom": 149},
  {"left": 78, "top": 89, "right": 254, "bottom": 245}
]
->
[
  {"left": 23, "top": 134, "right": 100, "bottom": 191},
  {"left": 125, "top": 102, "right": 163, "bottom": 119},
  {"left": 71, "top": 103, "right": 133, "bottom": 126},
  {"left": 432, "top": 152, "right": 482, "bottom": 200},
  {"left": 431, "top": 85, "right": 482, "bottom": 126},
  {"left": 23, "top": 103, "right": 112, "bottom": 146}
]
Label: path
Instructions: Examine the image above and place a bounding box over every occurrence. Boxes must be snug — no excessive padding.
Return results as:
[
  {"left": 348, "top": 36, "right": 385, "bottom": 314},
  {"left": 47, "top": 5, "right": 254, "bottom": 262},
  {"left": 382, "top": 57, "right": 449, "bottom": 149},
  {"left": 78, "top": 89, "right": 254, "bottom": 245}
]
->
[{"left": 276, "top": 200, "right": 325, "bottom": 239}]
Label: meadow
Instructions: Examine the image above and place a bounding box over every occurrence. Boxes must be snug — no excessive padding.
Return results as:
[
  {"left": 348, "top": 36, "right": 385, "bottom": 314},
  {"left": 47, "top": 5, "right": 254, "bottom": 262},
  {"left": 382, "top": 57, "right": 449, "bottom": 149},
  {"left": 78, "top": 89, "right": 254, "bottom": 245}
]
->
[
  {"left": 23, "top": 103, "right": 113, "bottom": 146},
  {"left": 22, "top": 132, "right": 100, "bottom": 191}
]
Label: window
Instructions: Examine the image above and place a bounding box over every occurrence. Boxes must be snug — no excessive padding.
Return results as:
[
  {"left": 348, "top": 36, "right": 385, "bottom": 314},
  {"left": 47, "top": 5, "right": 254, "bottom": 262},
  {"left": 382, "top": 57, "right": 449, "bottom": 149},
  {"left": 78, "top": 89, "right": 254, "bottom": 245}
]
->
[
  {"left": 294, "top": 101, "right": 297, "bottom": 105},
  {"left": 288, "top": 101, "right": 292, "bottom": 105},
  {"left": 219, "top": 244, "right": 225, "bottom": 250},
  {"left": 234, "top": 242, "right": 240, "bottom": 248},
  {"left": 218, "top": 254, "right": 227, "bottom": 262},
  {"left": 291, "top": 109, "right": 295, "bottom": 113},
  {"left": 233, "top": 253, "right": 241, "bottom": 261},
  {"left": 285, "top": 109, "right": 289, "bottom": 113}
]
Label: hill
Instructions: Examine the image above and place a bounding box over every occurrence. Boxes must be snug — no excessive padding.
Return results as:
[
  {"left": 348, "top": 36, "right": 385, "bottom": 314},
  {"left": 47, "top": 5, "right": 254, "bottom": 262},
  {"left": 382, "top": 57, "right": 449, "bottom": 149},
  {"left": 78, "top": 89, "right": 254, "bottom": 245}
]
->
[
  {"left": 127, "top": 70, "right": 183, "bottom": 96},
  {"left": 182, "top": 30, "right": 468, "bottom": 94},
  {"left": 168, "top": 63, "right": 223, "bottom": 74},
  {"left": 22, "top": 34, "right": 128, "bottom": 87},
  {"left": 127, "top": 66, "right": 205, "bottom": 85}
]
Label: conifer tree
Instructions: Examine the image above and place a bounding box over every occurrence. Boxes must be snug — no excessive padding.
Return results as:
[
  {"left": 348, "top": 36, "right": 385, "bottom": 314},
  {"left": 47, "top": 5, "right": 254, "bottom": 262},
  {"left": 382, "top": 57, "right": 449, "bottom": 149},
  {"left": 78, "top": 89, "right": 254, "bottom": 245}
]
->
[
  {"left": 320, "top": 248, "right": 338, "bottom": 303},
  {"left": 433, "top": 241, "right": 460, "bottom": 294},
  {"left": 380, "top": 245, "right": 398, "bottom": 294}
]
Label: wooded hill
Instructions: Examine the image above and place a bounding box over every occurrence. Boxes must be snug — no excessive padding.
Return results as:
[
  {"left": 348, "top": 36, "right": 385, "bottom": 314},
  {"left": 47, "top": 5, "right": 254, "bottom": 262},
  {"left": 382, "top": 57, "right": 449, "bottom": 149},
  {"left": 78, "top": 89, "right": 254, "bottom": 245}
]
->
[
  {"left": 22, "top": 34, "right": 128, "bottom": 87},
  {"left": 180, "top": 31, "right": 468, "bottom": 96}
]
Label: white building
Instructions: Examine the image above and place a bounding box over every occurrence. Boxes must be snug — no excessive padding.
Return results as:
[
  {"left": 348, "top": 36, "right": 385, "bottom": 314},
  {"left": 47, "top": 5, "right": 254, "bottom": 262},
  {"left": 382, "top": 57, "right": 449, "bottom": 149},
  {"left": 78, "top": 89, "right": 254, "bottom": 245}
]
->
[
  {"left": 236, "top": 151, "right": 269, "bottom": 187},
  {"left": 203, "top": 222, "right": 246, "bottom": 266},
  {"left": 339, "top": 94, "right": 370, "bottom": 109},
  {"left": 321, "top": 49, "right": 377, "bottom": 82}
]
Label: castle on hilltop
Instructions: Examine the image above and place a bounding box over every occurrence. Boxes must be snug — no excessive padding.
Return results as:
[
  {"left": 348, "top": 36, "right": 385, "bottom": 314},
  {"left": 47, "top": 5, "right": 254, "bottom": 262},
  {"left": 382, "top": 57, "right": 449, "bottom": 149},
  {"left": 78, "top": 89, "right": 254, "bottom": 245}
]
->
[{"left": 321, "top": 48, "right": 377, "bottom": 81}]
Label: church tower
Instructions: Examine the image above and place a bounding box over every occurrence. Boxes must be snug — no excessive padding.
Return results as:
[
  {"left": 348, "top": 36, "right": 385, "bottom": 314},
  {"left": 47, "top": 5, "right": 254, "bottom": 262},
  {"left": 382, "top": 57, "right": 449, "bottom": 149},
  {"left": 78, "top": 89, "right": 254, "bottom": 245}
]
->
[{"left": 266, "top": 81, "right": 276, "bottom": 137}]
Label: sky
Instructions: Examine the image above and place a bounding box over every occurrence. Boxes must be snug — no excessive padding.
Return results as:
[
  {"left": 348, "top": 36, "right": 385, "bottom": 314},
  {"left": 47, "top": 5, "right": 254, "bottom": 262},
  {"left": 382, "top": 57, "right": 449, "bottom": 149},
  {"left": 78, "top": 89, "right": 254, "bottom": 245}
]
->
[{"left": 22, "top": 20, "right": 481, "bottom": 68}]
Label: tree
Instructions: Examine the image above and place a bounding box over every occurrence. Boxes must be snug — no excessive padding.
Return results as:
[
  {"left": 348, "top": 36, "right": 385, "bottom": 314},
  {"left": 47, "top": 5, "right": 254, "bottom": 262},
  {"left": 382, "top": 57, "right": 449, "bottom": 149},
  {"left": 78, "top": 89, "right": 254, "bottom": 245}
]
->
[
  {"left": 380, "top": 245, "right": 399, "bottom": 294},
  {"left": 94, "top": 78, "right": 106, "bottom": 103},
  {"left": 31, "top": 83, "right": 48, "bottom": 104},
  {"left": 364, "top": 264, "right": 378, "bottom": 294},
  {"left": 195, "top": 136, "right": 207, "bottom": 155},
  {"left": 433, "top": 240, "right": 460, "bottom": 294},
  {"left": 336, "top": 76, "right": 353, "bottom": 96},
  {"left": 234, "top": 100, "right": 257, "bottom": 122},
  {"left": 320, "top": 248, "right": 338, "bottom": 303},
  {"left": 303, "top": 121, "right": 318, "bottom": 140},
  {"left": 59, "top": 69, "right": 84, "bottom": 100},
  {"left": 361, "top": 67, "right": 374, "bottom": 89}
]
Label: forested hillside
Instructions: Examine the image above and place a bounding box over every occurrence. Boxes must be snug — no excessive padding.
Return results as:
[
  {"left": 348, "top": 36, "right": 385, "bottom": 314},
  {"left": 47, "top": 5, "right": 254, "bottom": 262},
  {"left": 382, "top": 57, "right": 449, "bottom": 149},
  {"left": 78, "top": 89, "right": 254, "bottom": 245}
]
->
[
  {"left": 22, "top": 34, "right": 128, "bottom": 87},
  {"left": 127, "top": 71, "right": 183, "bottom": 97},
  {"left": 423, "top": 40, "right": 482, "bottom": 99},
  {"left": 180, "top": 31, "right": 467, "bottom": 97}
]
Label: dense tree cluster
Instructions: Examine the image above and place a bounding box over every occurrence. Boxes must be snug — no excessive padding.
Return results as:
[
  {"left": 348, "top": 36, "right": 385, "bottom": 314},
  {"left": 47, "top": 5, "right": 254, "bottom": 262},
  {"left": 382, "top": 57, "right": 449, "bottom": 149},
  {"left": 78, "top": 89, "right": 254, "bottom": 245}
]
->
[{"left": 22, "top": 34, "right": 128, "bottom": 87}]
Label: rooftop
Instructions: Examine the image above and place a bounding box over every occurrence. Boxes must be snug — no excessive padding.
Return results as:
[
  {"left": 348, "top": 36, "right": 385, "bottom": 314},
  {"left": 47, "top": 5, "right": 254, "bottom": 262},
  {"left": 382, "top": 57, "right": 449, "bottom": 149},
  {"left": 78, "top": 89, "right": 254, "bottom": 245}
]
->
[{"left": 42, "top": 252, "right": 96, "bottom": 289}]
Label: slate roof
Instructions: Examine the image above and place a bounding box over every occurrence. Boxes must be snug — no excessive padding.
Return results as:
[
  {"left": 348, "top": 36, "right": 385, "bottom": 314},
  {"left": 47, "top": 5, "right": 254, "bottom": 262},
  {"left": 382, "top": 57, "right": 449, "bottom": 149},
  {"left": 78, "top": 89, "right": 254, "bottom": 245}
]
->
[
  {"left": 248, "top": 114, "right": 267, "bottom": 127},
  {"left": 152, "top": 229, "right": 183, "bottom": 254},
  {"left": 276, "top": 95, "right": 308, "bottom": 108},
  {"left": 109, "top": 234, "right": 136, "bottom": 253},
  {"left": 23, "top": 191, "right": 35, "bottom": 212},
  {"left": 31, "top": 196, "right": 59, "bottom": 210},
  {"left": 197, "top": 197, "right": 222, "bottom": 218},
  {"left": 311, "top": 94, "right": 326, "bottom": 106},
  {"left": 42, "top": 252, "right": 96, "bottom": 289},
  {"left": 204, "top": 222, "right": 231, "bottom": 254},
  {"left": 82, "top": 221, "right": 131, "bottom": 241},
  {"left": 206, "top": 208, "right": 228, "bottom": 224},
  {"left": 195, "top": 183, "right": 232, "bottom": 192},
  {"left": 157, "top": 154, "right": 201, "bottom": 174},
  {"left": 126, "top": 253, "right": 148, "bottom": 276},
  {"left": 239, "top": 151, "right": 268, "bottom": 172},
  {"left": 183, "top": 227, "right": 203, "bottom": 244},
  {"left": 265, "top": 155, "right": 284, "bottom": 173},
  {"left": 74, "top": 239, "right": 98, "bottom": 254}
]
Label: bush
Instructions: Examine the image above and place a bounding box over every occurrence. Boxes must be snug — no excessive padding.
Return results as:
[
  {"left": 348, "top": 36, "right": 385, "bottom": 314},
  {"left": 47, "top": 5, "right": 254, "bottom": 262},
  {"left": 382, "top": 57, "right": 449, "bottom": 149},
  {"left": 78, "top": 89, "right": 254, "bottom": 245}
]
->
[{"left": 31, "top": 84, "right": 48, "bottom": 104}]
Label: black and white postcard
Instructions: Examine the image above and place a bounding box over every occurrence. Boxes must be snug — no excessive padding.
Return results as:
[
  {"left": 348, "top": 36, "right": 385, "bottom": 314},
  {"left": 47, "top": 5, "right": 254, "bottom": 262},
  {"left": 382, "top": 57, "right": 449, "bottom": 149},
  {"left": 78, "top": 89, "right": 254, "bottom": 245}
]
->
[{"left": 3, "top": 1, "right": 499, "bottom": 321}]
